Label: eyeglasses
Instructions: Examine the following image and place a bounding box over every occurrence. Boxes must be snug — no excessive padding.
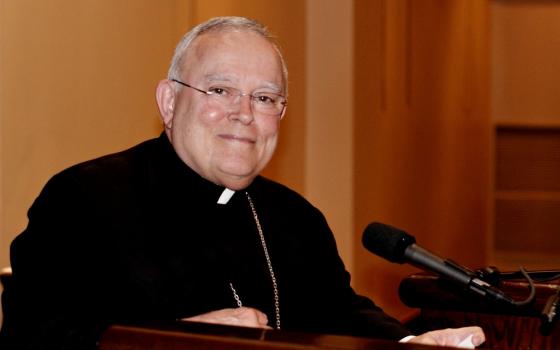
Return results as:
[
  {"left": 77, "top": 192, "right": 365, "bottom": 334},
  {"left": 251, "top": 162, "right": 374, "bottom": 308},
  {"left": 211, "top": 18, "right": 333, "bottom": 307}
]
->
[{"left": 171, "top": 79, "right": 287, "bottom": 117}]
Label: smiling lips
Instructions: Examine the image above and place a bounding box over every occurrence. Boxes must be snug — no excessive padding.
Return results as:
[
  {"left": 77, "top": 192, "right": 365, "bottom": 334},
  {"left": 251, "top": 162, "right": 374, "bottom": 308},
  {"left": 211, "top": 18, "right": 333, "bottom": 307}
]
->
[{"left": 219, "top": 133, "right": 256, "bottom": 144}]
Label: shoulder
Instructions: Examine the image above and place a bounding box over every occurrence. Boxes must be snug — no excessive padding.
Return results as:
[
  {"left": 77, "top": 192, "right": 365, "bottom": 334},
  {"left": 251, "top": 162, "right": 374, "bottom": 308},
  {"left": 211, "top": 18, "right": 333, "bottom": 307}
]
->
[
  {"left": 63, "top": 137, "right": 162, "bottom": 179},
  {"left": 250, "top": 176, "right": 331, "bottom": 238},
  {"left": 32, "top": 136, "right": 165, "bottom": 210},
  {"left": 46, "top": 136, "right": 164, "bottom": 189},
  {"left": 252, "top": 176, "right": 319, "bottom": 213}
]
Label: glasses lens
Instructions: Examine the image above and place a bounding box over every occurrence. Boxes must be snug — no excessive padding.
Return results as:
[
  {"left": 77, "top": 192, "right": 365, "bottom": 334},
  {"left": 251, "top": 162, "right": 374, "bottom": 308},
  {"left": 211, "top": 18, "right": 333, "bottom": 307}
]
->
[
  {"left": 206, "top": 86, "right": 286, "bottom": 117},
  {"left": 252, "top": 93, "right": 285, "bottom": 116}
]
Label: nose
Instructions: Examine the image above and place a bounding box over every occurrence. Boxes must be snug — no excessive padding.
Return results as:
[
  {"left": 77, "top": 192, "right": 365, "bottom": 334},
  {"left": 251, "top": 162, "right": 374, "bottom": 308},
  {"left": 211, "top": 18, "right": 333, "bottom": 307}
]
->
[{"left": 228, "top": 94, "right": 255, "bottom": 124}]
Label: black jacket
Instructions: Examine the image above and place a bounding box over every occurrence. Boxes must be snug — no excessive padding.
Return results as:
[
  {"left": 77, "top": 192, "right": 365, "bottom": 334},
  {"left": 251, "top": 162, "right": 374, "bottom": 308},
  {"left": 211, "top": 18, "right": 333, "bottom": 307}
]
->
[{"left": 1, "top": 134, "right": 410, "bottom": 349}]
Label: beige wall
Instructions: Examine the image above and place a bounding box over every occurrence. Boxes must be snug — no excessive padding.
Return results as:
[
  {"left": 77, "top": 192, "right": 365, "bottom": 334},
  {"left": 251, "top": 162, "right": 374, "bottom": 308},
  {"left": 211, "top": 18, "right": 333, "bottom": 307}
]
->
[{"left": 0, "top": 0, "right": 175, "bottom": 268}]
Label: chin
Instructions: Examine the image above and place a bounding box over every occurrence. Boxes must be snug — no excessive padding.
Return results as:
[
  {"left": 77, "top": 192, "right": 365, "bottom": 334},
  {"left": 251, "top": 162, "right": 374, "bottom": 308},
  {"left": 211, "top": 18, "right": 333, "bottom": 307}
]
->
[
  {"left": 218, "top": 171, "right": 258, "bottom": 190},
  {"left": 222, "top": 177, "right": 255, "bottom": 191},
  {"left": 216, "top": 158, "right": 265, "bottom": 187}
]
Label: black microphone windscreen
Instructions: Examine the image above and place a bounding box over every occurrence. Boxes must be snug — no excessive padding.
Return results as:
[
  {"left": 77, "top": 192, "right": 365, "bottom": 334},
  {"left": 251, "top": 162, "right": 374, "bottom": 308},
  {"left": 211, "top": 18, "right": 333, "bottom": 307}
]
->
[{"left": 361, "top": 222, "right": 416, "bottom": 263}]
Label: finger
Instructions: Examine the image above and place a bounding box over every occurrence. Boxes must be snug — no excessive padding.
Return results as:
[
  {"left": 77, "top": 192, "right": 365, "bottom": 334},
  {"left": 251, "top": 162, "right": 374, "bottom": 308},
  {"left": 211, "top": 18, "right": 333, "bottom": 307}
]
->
[
  {"left": 465, "top": 327, "right": 485, "bottom": 347},
  {"left": 234, "top": 307, "right": 271, "bottom": 328},
  {"left": 181, "top": 307, "right": 269, "bottom": 330},
  {"left": 407, "top": 333, "right": 439, "bottom": 345},
  {"left": 448, "top": 326, "right": 485, "bottom": 346},
  {"left": 429, "top": 327, "right": 485, "bottom": 347},
  {"left": 255, "top": 310, "right": 269, "bottom": 326}
]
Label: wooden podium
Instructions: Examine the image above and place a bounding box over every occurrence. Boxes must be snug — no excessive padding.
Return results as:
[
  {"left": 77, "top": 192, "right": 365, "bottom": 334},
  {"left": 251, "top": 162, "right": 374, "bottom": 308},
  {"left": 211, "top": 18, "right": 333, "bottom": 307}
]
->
[
  {"left": 98, "top": 320, "right": 449, "bottom": 350},
  {"left": 400, "top": 273, "right": 560, "bottom": 350}
]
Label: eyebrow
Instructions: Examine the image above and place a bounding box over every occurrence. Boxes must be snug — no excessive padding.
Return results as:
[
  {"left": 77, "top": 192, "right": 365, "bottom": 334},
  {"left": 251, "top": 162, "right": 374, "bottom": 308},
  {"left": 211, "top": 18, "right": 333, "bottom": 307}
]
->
[
  {"left": 204, "top": 74, "right": 283, "bottom": 93},
  {"left": 205, "top": 74, "right": 234, "bottom": 83}
]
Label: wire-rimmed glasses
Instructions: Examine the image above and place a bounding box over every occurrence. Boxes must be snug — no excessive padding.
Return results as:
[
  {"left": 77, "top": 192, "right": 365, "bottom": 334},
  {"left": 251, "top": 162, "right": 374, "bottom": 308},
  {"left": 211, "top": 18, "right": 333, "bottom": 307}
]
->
[{"left": 171, "top": 79, "right": 287, "bottom": 118}]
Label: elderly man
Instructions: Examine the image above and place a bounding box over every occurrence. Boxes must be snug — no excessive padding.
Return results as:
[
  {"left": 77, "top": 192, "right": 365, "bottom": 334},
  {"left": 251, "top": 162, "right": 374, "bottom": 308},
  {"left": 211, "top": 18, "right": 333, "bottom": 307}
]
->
[{"left": 1, "top": 17, "right": 484, "bottom": 349}]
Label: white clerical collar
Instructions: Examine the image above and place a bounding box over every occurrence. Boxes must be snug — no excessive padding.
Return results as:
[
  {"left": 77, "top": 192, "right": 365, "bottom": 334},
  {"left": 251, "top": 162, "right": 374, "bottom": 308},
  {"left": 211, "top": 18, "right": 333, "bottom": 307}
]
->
[{"left": 217, "top": 188, "right": 236, "bottom": 205}]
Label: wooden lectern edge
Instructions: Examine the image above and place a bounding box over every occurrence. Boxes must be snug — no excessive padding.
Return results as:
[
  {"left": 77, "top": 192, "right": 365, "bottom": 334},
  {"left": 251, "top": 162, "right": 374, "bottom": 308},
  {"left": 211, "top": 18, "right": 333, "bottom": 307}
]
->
[{"left": 98, "top": 320, "right": 451, "bottom": 350}]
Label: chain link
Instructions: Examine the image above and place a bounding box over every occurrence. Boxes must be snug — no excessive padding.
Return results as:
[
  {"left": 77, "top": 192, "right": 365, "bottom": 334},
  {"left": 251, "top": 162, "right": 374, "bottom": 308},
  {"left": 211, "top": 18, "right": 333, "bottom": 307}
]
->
[
  {"left": 229, "top": 282, "right": 243, "bottom": 307},
  {"left": 245, "top": 192, "right": 281, "bottom": 330}
]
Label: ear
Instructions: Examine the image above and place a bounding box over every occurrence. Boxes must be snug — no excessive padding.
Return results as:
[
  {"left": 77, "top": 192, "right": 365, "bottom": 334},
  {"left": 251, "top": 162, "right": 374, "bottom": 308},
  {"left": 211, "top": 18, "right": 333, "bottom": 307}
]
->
[{"left": 156, "top": 79, "right": 176, "bottom": 130}]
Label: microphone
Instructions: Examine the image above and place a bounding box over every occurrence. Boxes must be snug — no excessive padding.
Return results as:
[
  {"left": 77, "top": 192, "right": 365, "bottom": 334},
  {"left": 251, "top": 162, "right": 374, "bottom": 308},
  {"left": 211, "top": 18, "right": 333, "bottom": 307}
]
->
[{"left": 362, "top": 222, "right": 514, "bottom": 305}]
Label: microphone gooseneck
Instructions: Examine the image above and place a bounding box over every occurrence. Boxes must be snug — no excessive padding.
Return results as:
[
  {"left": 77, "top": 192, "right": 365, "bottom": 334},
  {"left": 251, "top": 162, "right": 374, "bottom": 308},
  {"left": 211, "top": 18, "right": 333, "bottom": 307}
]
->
[{"left": 362, "top": 222, "right": 518, "bottom": 305}]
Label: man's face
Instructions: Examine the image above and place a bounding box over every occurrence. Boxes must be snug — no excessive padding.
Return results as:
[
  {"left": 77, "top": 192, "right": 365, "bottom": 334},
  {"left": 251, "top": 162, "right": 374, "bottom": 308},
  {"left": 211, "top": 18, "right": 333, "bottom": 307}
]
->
[{"left": 163, "top": 30, "right": 285, "bottom": 190}]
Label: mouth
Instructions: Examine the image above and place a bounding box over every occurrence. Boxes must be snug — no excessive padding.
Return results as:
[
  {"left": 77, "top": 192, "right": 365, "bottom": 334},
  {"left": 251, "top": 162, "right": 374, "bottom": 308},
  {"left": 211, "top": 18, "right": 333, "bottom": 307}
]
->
[{"left": 219, "top": 134, "right": 256, "bottom": 145}]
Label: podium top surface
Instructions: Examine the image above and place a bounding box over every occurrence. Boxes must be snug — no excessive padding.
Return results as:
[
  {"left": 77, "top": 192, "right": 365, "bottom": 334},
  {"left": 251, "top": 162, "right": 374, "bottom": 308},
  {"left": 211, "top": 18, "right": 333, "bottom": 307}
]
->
[{"left": 98, "top": 320, "right": 453, "bottom": 350}]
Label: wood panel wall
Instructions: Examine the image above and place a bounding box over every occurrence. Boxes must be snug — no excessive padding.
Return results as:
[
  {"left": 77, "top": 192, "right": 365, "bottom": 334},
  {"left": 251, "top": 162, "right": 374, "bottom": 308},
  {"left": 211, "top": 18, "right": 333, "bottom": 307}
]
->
[
  {"left": 490, "top": 0, "right": 560, "bottom": 270},
  {"left": 353, "top": 0, "right": 491, "bottom": 319}
]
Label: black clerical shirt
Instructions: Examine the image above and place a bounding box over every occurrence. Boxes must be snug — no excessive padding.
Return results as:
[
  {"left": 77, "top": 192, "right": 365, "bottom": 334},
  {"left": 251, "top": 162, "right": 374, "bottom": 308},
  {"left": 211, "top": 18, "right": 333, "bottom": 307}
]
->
[{"left": 1, "top": 133, "right": 410, "bottom": 349}]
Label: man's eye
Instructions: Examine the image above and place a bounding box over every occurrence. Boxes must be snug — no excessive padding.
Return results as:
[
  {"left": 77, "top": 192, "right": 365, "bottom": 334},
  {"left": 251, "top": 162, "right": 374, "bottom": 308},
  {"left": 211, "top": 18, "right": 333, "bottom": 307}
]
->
[
  {"left": 255, "top": 94, "right": 276, "bottom": 104},
  {"left": 208, "top": 87, "right": 229, "bottom": 96}
]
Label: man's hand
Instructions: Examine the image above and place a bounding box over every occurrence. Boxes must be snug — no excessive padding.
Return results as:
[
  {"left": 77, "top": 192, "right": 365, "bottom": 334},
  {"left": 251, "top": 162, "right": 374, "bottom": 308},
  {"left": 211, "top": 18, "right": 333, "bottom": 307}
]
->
[
  {"left": 407, "top": 326, "right": 485, "bottom": 348},
  {"left": 181, "top": 307, "right": 272, "bottom": 329}
]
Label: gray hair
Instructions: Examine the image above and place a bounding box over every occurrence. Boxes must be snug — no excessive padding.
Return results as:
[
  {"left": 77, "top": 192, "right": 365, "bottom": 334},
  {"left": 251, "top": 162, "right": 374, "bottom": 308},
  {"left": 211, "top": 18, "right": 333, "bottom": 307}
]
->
[{"left": 167, "top": 16, "right": 288, "bottom": 94}]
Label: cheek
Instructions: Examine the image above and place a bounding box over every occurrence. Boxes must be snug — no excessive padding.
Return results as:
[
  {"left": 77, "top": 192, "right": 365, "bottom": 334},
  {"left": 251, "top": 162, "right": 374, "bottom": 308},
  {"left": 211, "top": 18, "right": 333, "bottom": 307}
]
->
[
  {"left": 201, "top": 108, "right": 222, "bottom": 123},
  {"left": 178, "top": 97, "right": 222, "bottom": 126},
  {"left": 260, "top": 118, "right": 280, "bottom": 139},
  {"left": 195, "top": 101, "right": 225, "bottom": 124},
  {"left": 258, "top": 120, "right": 280, "bottom": 157},
  {"left": 180, "top": 106, "right": 223, "bottom": 139}
]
